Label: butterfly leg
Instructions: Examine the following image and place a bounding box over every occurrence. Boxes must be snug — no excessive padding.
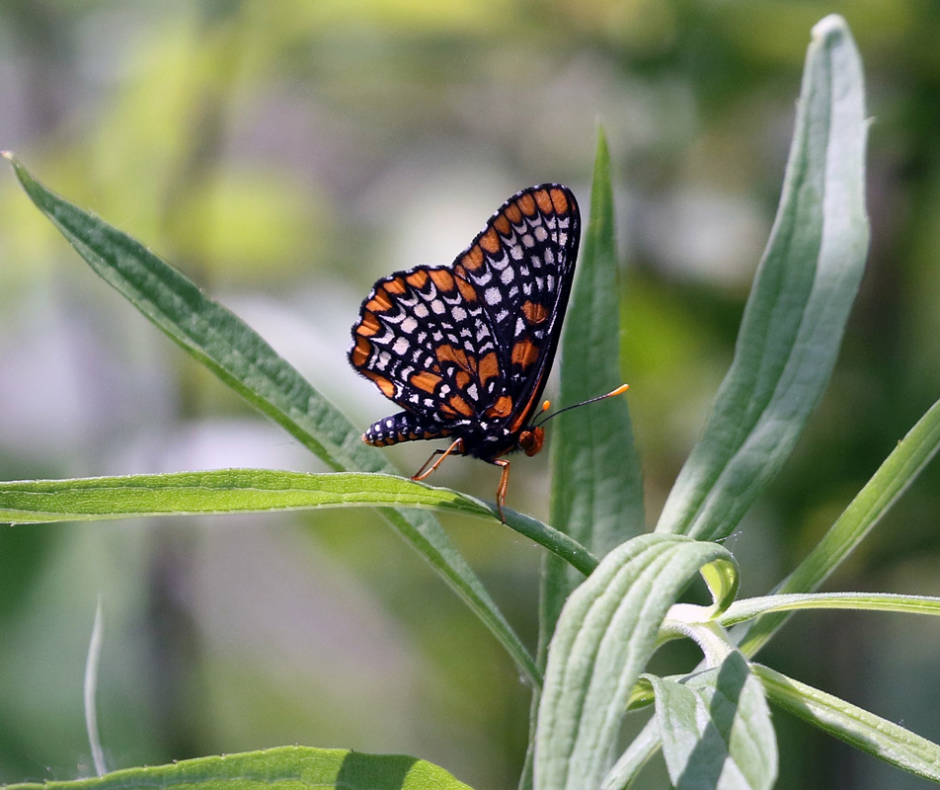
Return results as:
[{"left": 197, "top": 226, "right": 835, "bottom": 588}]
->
[
  {"left": 412, "top": 439, "right": 464, "bottom": 482},
  {"left": 492, "top": 459, "right": 510, "bottom": 523}
]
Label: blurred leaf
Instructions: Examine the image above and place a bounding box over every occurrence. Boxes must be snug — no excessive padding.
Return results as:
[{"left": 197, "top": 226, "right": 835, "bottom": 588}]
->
[
  {"left": 649, "top": 651, "right": 777, "bottom": 790},
  {"left": 0, "top": 470, "right": 598, "bottom": 576},
  {"left": 739, "top": 394, "right": 940, "bottom": 655},
  {"left": 5, "top": 746, "right": 474, "bottom": 790},
  {"left": 2, "top": 152, "right": 539, "bottom": 687},
  {"left": 534, "top": 534, "right": 737, "bottom": 790},
  {"left": 656, "top": 15, "right": 870, "bottom": 542},
  {"left": 754, "top": 664, "right": 940, "bottom": 783}
]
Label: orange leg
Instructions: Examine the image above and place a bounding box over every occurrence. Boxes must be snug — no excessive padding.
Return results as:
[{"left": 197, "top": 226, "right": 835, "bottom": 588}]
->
[
  {"left": 492, "top": 458, "right": 510, "bottom": 523},
  {"left": 412, "top": 439, "right": 464, "bottom": 482}
]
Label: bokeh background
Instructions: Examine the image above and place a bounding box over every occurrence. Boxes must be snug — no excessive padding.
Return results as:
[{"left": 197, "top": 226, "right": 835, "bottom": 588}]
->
[{"left": 1, "top": 1, "right": 940, "bottom": 788}]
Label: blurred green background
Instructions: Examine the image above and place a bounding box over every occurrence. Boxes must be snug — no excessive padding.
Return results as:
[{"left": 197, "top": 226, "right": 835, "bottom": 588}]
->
[{"left": 1, "top": 1, "right": 940, "bottom": 788}]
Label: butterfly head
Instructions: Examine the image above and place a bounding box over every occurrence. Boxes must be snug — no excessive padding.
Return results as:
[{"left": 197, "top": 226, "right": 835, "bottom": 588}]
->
[{"left": 518, "top": 426, "right": 544, "bottom": 457}]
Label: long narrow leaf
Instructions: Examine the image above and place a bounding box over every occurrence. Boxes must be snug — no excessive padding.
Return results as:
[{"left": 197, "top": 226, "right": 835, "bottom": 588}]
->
[
  {"left": 543, "top": 127, "right": 645, "bottom": 643},
  {"left": 649, "top": 652, "right": 777, "bottom": 790},
  {"left": 0, "top": 470, "right": 598, "bottom": 576},
  {"left": 522, "top": 125, "right": 646, "bottom": 790},
  {"left": 534, "top": 534, "right": 738, "bottom": 790},
  {"left": 5, "top": 746, "right": 473, "bottom": 790},
  {"left": 656, "top": 14, "right": 870, "bottom": 542},
  {"left": 3, "top": 152, "right": 539, "bottom": 687},
  {"left": 721, "top": 591, "right": 940, "bottom": 628},
  {"left": 754, "top": 664, "right": 940, "bottom": 783},
  {"left": 739, "top": 395, "right": 940, "bottom": 655}
]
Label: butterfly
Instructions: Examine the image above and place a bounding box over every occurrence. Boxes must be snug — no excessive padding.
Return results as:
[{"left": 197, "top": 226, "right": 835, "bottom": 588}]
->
[{"left": 349, "top": 184, "right": 581, "bottom": 520}]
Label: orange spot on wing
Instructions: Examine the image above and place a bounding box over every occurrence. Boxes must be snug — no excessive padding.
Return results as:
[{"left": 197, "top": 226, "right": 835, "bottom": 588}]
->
[
  {"left": 462, "top": 246, "right": 484, "bottom": 271},
  {"left": 479, "top": 227, "right": 501, "bottom": 254},
  {"left": 411, "top": 371, "right": 442, "bottom": 393},
  {"left": 494, "top": 214, "right": 511, "bottom": 234},
  {"left": 521, "top": 301, "right": 548, "bottom": 324},
  {"left": 505, "top": 202, "right": 522, "bottom": 223},
  {"left": 455, "top": 274, "right": 477, "bottom": 302},
  {"left": 436, "top": 343, "right": 474, "bottom": 372},
  {"left": 363, "top": 370, "right": 396, "bottom": 399},
  {"left": 518, "top": 193, "right": 537, "bottom": 216},
  {"left": 550, "top": 188, "right": 569, "bottom": 214},
  {"left": 448, "top": 394, "right": 474, "bottom": 417},
  {"left": 429, "top": 268, "right": 456, "bottom": 292},
  {"left": 351, "top": 337, "right": 372, "bottom": 367},
  {"left": 512, "top": 338, "right": 539, "bottom": 369},
  {"left": 385, "top": 277, "right": 406, "bottom": 294},
  {"left": 407, "top": 270, "right": 429, "bottom": 288},
  {"left": 356, "top": 311, "right": 381, "bottom": 336},
  {"left": 479, "top": 352, "right": 500, "bottom": 384},
  {"left": 534, "top": 189, "right": 553, "bottom": 214},
  {"left": 366, "top": 289, "right": 392, "bottom": 313},
  {"left": 455, "top": 370, "right": 471, "bottom": 389},
  {"left": 485, "top": 395, "right": 513, "bottom": 419}
]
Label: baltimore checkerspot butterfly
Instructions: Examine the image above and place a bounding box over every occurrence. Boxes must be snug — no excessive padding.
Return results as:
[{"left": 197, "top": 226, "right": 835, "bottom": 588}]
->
[{"left": 349, "top": 183, "right": 626, "bottom": 520}]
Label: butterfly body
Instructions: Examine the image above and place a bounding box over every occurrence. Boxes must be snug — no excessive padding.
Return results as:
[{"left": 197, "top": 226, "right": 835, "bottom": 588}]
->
[{"left": 349, "top": 184, "right": 580, "bottom": 516}]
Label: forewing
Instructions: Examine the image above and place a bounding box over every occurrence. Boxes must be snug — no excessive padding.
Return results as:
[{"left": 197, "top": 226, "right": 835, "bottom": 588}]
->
[{"left": 451, "top": 184, "right": 580, "bottom": 427}]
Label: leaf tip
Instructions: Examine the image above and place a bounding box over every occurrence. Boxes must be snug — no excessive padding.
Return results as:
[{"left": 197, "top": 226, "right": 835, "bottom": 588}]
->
[
  {"left": 1, "top": 150, "right": 13, "bottom": 163},
  {"left": 811, "top": 14, "right": 849, "bottom": 43}
]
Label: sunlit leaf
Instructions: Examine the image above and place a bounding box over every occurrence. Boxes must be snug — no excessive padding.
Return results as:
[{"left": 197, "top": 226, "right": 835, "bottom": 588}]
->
[
  {"left": 0, "top": 470, "right": 598, "bottom": 576},
  {"left": 534, "top": 534, "right": 737, "bottom": 790},
  {"left": 650, "top": 652, "right": 777, "bottom": 790},
  {"left": 5, "top": 746, "right": 473, "bottom": 790},
  {"left": 755, "top": 664, "right": 940, "bottom": 783},
  {"left": 656, "top": 14, "right": 870, "bottom": 542}
]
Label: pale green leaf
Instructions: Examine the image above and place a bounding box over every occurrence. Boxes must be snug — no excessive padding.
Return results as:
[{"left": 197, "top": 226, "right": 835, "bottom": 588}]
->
[
  {"left": 657, "top": 14, "right": 870, "bottom": 542},
  {"left": 649, "top": 652, "right": 777, "bottom": 790},
  {"left": 755, "top": 664, "right": 940, "bottom": 783},
  {"left": 534, "top": 534, "right": 738, "bottom": 790}
]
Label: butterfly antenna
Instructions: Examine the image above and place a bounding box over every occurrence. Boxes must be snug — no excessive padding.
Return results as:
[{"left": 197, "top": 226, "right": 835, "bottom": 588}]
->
[{"left": 535, "top": 383, "right": 629, "bottom": 429}]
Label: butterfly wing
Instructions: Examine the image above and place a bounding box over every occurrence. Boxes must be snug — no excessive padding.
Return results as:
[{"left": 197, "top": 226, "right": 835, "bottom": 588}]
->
[
  {"left": 349, "top": 184, "right": 580, "bottom": 451},
  {"left": 451, "top": 184, "right": 580, "bottom": 434}
]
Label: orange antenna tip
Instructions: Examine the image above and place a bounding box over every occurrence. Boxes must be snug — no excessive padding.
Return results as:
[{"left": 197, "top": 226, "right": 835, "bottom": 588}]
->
[
  {"left": 607, "top": 383, "right": 630, "bottom": 397},
  {"left": 541, "top": 400, "right": 551, "bottom": 412}
]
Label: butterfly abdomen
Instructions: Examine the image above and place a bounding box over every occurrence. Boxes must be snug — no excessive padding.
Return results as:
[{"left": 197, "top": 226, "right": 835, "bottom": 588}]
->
[{"left": 363, "top": 410, "right": 452, "bottom": 447}]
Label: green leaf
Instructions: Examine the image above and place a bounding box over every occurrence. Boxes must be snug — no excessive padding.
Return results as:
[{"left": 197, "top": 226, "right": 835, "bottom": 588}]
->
[
  {"left": 0, "top": 470, "right": 598, "bottom": 576},
  {"left": 754, "top": 664, "right": 940, "bottom": 784},
  {"left": 534, "top": 534, "right": 738, "bottom": 790},
  {"left": 739, "top": 394, "right": 940, "bottom": 656},
  {"left": 4, "top": 746, "right": 473, "bottom": 790},
  {"left": 720, "top": 591, "right": 940, "bottom": 629},
  {"left": 656, "top": 14, "right": 870, "bottom": 542},
  {"left": 3, "top": 152, "right": 539, "bottom": 688},
  {"left": 649, "top": 651, "right": 777, "bottom": 790},
  {"left": 522, "top": 125, "right": 646, "bottom": 790},
  {"left": 543, "top": 126, "right": 645, "bottom": 639}
]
